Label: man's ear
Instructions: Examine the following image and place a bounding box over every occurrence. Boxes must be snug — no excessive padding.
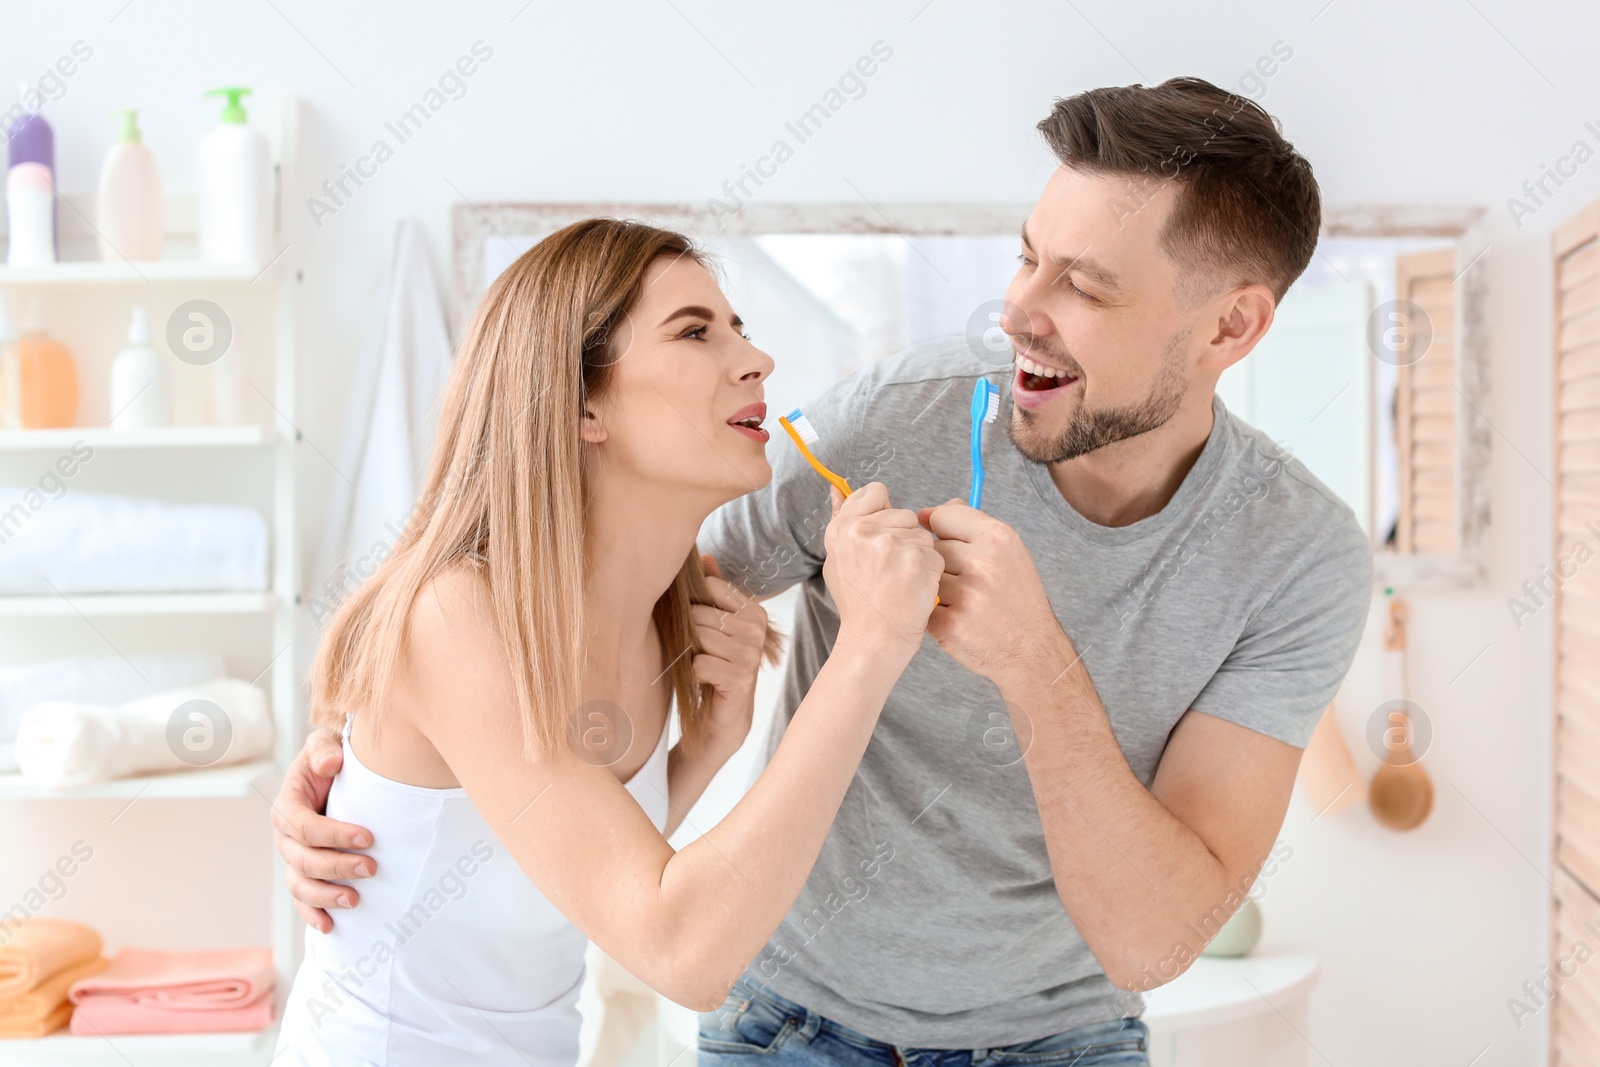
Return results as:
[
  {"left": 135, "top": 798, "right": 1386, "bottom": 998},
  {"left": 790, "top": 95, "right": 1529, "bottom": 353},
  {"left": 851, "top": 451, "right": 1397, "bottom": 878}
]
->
[
  {"left": 1202, "top": 283, "right": 1276, "bottom": 376},
  {"left": 579, "top": 408, "right": 608, "bottom": 445}
]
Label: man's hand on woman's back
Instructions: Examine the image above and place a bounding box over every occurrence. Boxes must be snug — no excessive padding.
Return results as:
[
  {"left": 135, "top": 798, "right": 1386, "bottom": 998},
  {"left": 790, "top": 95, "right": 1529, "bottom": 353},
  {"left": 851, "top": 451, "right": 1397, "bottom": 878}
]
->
[{"left": 271, "top": 727, "right": 377, "bottom": 933}]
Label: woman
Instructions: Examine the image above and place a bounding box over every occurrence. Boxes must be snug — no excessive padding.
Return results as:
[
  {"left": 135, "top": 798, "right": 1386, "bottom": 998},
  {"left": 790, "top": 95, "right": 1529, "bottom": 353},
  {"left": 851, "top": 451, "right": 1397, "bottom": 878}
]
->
[{"left": 272, "top": 218, "right": 943, "bottom": 1065}]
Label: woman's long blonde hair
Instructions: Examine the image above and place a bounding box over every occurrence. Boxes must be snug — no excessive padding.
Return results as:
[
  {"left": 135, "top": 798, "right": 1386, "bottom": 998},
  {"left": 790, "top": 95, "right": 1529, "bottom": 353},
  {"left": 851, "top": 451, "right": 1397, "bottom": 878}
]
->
[{"left": 311, "top": 218, "right": 780, "bottom": 760}]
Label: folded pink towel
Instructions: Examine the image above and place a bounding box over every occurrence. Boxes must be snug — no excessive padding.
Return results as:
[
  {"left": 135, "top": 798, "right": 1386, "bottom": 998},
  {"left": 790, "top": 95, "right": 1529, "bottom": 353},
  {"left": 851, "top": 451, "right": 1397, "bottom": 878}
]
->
[{"left": 66, "top": 947, "right": 274, "bottom": 1035}]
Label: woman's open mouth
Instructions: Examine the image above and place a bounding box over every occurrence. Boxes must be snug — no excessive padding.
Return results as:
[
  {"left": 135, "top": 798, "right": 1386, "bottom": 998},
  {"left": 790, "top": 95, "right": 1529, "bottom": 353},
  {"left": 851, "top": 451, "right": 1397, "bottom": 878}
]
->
[
  {"left": 1013, "top": 354, "right": 1078, "bottom": 408},
  {"left": 726, "top": 402, "right": 769, "bottom": 442}
]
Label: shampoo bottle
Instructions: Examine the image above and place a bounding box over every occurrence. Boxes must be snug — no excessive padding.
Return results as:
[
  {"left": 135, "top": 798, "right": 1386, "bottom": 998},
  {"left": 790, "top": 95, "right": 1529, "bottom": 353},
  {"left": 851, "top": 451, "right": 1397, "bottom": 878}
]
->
[
  {"left": 12, "top": 298, "right": 77, "bottom": 428},
  {"left": 97, "top": 110, "right": 164, "bottom": 262},
  {"left": 110, "top": 307, "right": 169, "bottom": 429},
  {"left": 197, "top": 87, "right": 272, "bottom": 264}
]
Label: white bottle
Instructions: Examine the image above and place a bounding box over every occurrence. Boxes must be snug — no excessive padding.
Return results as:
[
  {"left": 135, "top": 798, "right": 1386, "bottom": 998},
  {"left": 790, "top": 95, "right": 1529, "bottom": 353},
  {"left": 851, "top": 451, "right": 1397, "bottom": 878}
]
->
[
  {"left": 97, "top": 109, "right": 164, "bottom": 262},
  {"left": 197, "top": 87, "right": 272, "bottom": 265},
  {"left": 6, "top": 162, "right": 55, "bottom": 267},
  {"left": 206, "top": 345, "right": 242, "bottom": 425},
  {"left": 110, "top": 307, "right": 169, "bottom": 429}
]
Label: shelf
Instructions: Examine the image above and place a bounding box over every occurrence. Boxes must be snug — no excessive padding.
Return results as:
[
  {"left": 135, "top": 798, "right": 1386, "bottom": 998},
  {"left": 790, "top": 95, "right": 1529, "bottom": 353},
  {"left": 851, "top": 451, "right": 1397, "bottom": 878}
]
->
[
  {"left": 0, "top": 259, "right": 279, "bottom": 286},
  {"left": 0, "top": 426, "right": 272, "bottom": 450},
  {"left": 0, "top": 759, "right": 277, "bottom": 800},
  {"left": 0, "top": 592, "right": 277, "bottom": 617},
  {"left": 5, "top": 1021, "right": 279, "bottom": 1065}
]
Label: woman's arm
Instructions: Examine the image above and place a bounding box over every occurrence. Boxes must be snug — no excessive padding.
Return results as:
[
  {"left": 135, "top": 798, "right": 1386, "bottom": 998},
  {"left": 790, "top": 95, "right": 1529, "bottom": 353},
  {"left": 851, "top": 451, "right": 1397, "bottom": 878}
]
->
[{"left": 408, "top": 483, "right": 937, "bottom": 1010}]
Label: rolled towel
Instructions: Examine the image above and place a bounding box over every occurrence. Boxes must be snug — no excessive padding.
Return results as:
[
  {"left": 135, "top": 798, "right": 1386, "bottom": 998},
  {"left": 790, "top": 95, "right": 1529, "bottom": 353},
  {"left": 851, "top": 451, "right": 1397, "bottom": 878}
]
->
[
  {"left": 0, "top": 919, "right": 102, "bottom": 1000},
  {"left": 68, "top": 946, "right": 274, "bottom": 1036},
  {"left": 0, "top": 956, "right": 109, "bottom": 1038},
  {"left": 0, "top": 488, "right": 268, "bottom": 595},
  {"left": 0, "top": 654, "right": 225, "bottom": 768},
  {"left": 16, "top": 678, "right": 273, "bottom": 787}
]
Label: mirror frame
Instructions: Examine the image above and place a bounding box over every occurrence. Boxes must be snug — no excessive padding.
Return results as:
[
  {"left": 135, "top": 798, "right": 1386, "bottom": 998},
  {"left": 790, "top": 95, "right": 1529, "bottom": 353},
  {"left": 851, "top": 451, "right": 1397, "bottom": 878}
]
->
[{"left": 451, "top": 201, "right": 1492, "bottom": 587}]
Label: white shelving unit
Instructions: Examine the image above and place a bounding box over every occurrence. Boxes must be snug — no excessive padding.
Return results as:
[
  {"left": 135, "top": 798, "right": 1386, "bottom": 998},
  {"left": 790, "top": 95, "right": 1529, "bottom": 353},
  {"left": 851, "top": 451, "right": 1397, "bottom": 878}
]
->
[
  {"left": 7, "top": 1027, "right": 280, "bottom": 1067},
  {"left": 0, "top": 95, "right": 303, "bottom": 1065},
  {"left": 0, "top": 760, "right": 277, "bottom": 800},
  {"left": 0, "top": 592, "right": 278, "bottom": 618},
  {"left": 0, "top": 425, "right": 273, "bottom": 449}
]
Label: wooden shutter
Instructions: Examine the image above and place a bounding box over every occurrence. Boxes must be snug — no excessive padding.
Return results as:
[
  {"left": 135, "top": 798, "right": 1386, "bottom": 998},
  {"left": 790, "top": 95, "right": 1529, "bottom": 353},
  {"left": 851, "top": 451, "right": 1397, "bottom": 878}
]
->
[
  {"left": 1554, "top": 199, "right": 1600, "bottom": 1067},
  {"left": 1394, "top": 247, "right": 1458, "bottom": 555}
]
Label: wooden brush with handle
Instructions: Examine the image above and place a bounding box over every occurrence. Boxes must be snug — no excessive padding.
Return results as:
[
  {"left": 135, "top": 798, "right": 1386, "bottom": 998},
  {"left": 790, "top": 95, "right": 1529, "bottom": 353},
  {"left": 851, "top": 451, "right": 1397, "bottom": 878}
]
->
[{"left": 1368, "top": 589, "right": 1434, "bottom": 831}]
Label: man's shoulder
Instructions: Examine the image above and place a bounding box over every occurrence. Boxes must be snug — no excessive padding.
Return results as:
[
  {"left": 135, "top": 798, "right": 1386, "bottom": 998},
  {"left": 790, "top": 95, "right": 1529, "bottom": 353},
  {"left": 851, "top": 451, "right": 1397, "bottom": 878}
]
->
[
  {"left": 1212, "top": 402, "right": 1372, "bottom": 571},
  {"left": 829, "top": 337, "right": 1001, "bottom": 410}
]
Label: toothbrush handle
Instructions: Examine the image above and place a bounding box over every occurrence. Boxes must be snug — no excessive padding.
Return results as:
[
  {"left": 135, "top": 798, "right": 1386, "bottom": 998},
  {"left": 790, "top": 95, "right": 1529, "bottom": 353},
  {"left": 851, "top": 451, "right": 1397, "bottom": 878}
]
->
[
  {"left": 778, "top": 416, "right": 853, "bottom": 497},
  {"left": 968, "top": 422, "right": 985, "bottom": 509}
]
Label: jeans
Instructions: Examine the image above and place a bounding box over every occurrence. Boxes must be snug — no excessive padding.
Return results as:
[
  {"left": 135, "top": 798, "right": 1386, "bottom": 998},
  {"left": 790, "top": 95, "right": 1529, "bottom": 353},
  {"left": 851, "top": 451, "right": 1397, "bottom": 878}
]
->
[{"left": 697, "top": 976, "right": 1149, "bottom": 1067}]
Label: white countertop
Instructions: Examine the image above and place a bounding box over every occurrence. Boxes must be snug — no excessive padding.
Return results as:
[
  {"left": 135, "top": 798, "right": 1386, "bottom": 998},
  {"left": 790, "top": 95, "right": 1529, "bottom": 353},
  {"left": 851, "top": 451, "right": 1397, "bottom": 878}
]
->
[{"left": 1140, "top": 952, "right": 1320, "bottom": 1031}]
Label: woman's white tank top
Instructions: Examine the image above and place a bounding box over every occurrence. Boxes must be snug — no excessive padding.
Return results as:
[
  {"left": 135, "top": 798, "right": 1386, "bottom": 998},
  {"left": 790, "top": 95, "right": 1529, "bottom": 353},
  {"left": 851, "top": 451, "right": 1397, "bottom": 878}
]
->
[{"left": 275, "top": 714, "right": 671, "bottom": 1066}]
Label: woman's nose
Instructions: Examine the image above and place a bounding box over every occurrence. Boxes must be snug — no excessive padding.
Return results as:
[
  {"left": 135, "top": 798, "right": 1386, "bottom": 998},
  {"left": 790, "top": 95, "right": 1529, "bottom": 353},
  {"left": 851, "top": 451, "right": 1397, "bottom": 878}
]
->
[{"left": 740, "top": 347, "right": 775, "bottom": 382}]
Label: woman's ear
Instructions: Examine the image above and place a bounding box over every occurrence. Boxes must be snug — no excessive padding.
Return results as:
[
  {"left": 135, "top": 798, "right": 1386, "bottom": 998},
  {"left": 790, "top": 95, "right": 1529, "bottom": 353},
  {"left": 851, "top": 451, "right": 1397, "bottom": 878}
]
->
[{"left": 579, "top": 407, "right": 608, "bottom": 444}]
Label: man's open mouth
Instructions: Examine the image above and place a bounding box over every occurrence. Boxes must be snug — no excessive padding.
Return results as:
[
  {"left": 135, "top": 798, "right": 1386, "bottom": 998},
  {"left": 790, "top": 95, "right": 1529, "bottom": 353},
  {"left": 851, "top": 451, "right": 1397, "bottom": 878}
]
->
[{"left": 1015, "top": 354, "right": 1078, "bottom": 393}]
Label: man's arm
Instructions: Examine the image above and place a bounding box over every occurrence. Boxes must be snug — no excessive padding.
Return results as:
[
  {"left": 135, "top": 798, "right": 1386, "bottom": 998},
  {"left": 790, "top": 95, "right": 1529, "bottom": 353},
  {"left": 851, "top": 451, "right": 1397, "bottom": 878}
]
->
[
  {"left": 919, "top": 499, "right": 1370, "bottom": 990},
  {"left": 1005, "top": 655, "right": 1300, "bottom": 990}
]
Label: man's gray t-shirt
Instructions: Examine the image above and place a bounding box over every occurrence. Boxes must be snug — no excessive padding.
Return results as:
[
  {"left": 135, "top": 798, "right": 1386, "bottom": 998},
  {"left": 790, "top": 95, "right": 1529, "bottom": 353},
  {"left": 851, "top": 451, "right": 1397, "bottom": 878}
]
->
[{"left": 698, "top": 338, "right": 1373, "bottom": 1047}]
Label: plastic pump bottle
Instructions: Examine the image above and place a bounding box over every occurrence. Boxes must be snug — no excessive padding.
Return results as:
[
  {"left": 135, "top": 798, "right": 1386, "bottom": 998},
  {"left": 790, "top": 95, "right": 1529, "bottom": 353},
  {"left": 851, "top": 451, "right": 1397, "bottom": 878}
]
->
[
  {"left": 198, "top": 87, "right": 271, "bottom": 264},
  {"left": 110, "top": 307, "right": 169, "bottom": 429},
  {"left": 97, "top": 110, "right": 164, "bottom": 262}
]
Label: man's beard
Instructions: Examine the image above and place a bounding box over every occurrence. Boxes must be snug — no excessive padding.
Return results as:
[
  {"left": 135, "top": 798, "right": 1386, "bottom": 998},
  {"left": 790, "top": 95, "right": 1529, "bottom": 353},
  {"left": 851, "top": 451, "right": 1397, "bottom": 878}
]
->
[{"left": 1007, "top": 328, "right": 1191, "bottom": 464}]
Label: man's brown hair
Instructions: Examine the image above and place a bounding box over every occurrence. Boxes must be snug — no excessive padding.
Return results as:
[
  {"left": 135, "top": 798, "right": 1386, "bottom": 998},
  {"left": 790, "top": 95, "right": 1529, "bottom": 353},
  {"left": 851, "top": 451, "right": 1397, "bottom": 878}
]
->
[{"left": 1037, "top": 76, "right": 1320, "bottom": 305}]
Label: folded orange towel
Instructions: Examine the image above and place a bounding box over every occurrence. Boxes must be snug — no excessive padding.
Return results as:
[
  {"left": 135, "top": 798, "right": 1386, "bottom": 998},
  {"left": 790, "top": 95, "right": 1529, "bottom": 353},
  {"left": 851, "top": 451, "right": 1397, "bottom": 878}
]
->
[
  {"left": 67, "top": 946, "right": 274, "bottom": 1035},
  {"left": 0, "top": 919, "right": 102, "bottom": 1000},
  {"left": 0, "top": 956, "right": 109, "bottom": 1038}
]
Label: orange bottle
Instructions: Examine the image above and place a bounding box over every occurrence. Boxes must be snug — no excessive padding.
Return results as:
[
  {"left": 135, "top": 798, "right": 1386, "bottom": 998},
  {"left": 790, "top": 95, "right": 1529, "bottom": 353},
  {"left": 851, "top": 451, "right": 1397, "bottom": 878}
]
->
[{"left": 2, "top": 299, "right": 78, "bottom": 428}]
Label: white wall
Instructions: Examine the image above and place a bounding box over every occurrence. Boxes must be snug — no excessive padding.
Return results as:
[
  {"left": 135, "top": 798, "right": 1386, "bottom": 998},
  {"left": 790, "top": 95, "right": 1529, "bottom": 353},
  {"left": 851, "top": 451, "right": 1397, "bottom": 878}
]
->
[{"left": 2, "top": 1, "right": 1589, "bottom": 1063}]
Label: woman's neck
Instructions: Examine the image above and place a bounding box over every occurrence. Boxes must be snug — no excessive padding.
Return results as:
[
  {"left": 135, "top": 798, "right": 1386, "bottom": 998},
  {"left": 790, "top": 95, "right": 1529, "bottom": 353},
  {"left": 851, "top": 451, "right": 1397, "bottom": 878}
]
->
[{"left": 582, "top": 471, "right": 716, "bottom": 670}]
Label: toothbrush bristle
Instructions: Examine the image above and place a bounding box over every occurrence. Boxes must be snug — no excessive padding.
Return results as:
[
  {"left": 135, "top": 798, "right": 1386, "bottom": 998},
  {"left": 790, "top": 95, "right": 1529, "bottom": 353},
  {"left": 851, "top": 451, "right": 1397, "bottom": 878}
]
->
[
  {"left": 785, "top": 409, "right": 820, "bottom": 447},
  {"left": 982, "top": 383, "right": 1000, "bottom": 423}
]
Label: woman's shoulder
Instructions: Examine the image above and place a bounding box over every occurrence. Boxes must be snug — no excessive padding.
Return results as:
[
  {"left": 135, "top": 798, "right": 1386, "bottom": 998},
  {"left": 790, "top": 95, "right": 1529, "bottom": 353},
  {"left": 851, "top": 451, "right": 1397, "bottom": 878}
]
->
[
  {"left": 407, "top": 560, "right": 498, "bottom": 646},
  {"left": 396, "top": 561, "right": 513, "bottom": 693},
  {"left": 389, "top": 560, "right": 519, "bottom": 728}
]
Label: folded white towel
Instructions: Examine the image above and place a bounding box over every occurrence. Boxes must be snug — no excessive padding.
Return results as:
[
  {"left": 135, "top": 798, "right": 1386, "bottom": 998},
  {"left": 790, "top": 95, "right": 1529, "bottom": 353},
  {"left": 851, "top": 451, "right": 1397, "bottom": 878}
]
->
[
  {"left": 0, "top": 655, "right": 225, "bottom": 765},
  {"left": 15, "top": 678, "right": 274, "bottom": 787},
  {"left": 0, "top": 488, "right": 268, "bottom": 595}
]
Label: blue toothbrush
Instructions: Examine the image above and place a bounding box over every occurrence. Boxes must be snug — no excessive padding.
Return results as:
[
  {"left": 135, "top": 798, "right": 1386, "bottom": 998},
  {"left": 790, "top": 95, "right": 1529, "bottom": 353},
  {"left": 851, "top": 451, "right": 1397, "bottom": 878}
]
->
[{"left": 968, "top": 378, "right": 1000, "bottom": 508}]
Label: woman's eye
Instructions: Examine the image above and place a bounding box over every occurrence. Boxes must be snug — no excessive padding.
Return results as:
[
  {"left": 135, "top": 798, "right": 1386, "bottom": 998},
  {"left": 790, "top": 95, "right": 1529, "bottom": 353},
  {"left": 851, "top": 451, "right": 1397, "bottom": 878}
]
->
[{"left": 684, "top": 324, "right": 709, "bottom": 340}]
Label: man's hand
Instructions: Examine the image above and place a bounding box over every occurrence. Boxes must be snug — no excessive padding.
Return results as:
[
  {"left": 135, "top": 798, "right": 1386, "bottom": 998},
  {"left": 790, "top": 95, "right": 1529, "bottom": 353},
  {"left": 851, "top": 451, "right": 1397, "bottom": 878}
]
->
[
  {"left": 691, "top": 554, "right": 769, "bottom": 759},
  {"left": 269, "top": 727, "right": 376, "bottom": 934},
  {"left": 917, "top": 499, "right": 1071, "bottom": 687}
]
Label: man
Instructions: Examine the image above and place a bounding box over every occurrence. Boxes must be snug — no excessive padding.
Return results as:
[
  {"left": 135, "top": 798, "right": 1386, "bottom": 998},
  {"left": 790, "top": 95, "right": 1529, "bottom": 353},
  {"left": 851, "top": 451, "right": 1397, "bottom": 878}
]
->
[{"left": 274, "top": 76, "right": 1370, "bottom": 1066}]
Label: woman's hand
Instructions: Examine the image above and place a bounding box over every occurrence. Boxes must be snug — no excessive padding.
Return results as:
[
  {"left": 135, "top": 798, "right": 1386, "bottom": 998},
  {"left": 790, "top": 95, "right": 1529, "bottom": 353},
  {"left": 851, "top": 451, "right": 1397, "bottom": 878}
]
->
[
  {"left": 690, "top": 554, "right": 768, "bottom": 760},
  {"left": 822, "top": 481, "right": 943, "bottom": 662},
  {"left": 269, "top": 727, "right": 377, "bottom": 934}
]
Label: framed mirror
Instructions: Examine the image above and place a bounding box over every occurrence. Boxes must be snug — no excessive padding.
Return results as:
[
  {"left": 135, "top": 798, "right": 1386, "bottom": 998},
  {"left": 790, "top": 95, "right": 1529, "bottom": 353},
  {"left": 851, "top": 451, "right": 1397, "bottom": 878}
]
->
[
  {"left": 451, "top": 201, "right": 1491, "bottom": 587},
  {"left": 1214, "top": 206, "right": 1492, "bottom": 587}
]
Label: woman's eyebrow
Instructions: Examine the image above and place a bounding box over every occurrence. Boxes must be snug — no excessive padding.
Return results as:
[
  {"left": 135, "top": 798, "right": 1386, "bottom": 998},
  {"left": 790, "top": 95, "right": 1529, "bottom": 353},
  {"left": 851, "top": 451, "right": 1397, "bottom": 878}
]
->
[{"left": 659, "top": 305, "right": 716, "bottom": 327}]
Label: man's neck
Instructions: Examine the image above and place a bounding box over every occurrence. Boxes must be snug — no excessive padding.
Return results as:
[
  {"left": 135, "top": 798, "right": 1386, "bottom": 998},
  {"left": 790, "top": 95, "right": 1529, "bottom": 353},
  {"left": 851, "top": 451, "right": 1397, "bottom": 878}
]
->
[{"left": 1046, "top": 392, "right": 1216, "bottom": 528}]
